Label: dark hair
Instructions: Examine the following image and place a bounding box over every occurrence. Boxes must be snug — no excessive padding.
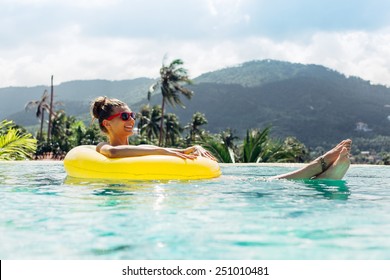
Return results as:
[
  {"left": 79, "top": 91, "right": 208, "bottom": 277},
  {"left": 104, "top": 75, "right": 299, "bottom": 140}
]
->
[{"left": 90, "top": 96, "right": 126, "bottom": 133}]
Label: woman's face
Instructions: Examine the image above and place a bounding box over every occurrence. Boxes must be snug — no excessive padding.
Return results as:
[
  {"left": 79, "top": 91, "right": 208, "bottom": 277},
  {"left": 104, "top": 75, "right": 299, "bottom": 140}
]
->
[{"left": 106, "top": 106, "right": 136, "bottom": 137}]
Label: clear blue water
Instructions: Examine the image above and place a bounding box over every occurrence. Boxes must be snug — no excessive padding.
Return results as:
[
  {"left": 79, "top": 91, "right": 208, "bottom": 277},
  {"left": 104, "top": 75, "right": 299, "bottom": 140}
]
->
[{"left": 0, "top": 162, "right": 389, "bottom": 260}]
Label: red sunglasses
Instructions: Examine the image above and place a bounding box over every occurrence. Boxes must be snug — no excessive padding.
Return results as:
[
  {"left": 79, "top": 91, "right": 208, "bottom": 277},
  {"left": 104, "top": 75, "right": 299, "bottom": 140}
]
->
[{"left": 107, "top": 111, "right": 136, "bottom": 121}]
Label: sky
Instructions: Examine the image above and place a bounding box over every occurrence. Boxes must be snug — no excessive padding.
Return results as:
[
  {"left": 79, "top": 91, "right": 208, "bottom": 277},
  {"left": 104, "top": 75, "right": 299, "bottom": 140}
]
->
[{"left": 1, "top": 0, "right": 390, "bottom": 87}]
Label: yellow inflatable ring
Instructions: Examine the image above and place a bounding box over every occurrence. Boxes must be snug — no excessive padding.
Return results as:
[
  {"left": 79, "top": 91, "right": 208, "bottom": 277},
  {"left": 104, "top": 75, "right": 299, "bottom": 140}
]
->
[{"left": 64, "top": 145, "right": 221, "bottom": 180}]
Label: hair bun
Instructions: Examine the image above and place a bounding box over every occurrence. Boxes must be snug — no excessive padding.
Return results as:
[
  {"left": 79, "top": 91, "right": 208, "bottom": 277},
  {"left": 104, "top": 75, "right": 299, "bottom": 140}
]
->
[{"left": 91, "top": 96, "right": 107, "bottom": 119}]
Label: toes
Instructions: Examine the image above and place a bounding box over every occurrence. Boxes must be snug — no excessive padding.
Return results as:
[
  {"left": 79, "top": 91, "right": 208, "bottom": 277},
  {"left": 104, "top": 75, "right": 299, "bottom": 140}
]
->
[
  {"left": 344, "top": 139, "right": 352, "bottom": 151},
  {"left": 339, "top": 147, "right": 350, "bottom": 159}
]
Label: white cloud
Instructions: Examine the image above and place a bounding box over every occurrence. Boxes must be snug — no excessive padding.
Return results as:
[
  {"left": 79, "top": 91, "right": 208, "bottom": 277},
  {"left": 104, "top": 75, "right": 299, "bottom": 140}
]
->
[
  {"left": 1, "top": 0, "right": 390, "bottom": 87},
  {"left": 294, "top": 30, "right": 390, "bottom": 84},
  {"left": 2, "top": 29, "right": 390, "bottom": 87}
]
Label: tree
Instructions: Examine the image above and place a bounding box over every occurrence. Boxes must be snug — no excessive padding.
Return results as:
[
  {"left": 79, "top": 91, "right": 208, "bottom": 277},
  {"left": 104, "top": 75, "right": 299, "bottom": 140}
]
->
[
  {"left": 148, "top": 58, "right": 193, "bottom": 146},
  {"left": 139, "top": 105, "right": 162, "bottom": 143},
  {"left": 281, "top": 136, "right": 309, "bottom": 163},
  {"left": 220, "top": 128, "right": 239, "bottom": 163},
  {"left": 79, "top": 123, "right": 106, "bottom": 146},
  {"left": 137, "top": 105, "right": 152, "bottom": 133},
  {"left": 35, "top": 111, "right": 105, "bottom": 159},
  {"left": 186, "top": 112, "right": 208, "bottom": 143},
  {"left": 48, "top": 75, "right": 54, "bottom": 141},
  {"left": 164, "top": 113, "right": 183, "bottom": 146},
  {"left": 25, "top": 89, "right": 50, "bottom": 140},
  {"left": 50, "top": 111, "right": 77, "bottom": 155},
  {"left": 25, "top": 83, "right": 60, "bottom": 142},
  {"left": 240, "top": 127, "right": 272, "bottom": 163},
  {"left": 0, "top": 120, "right": 37, "bottom": 160},
  {"left": 239, "top": 127, "right": 305, "bottom": 163},
  {"left": 199, "top": 134, "right": 234, "bottom": 163}
]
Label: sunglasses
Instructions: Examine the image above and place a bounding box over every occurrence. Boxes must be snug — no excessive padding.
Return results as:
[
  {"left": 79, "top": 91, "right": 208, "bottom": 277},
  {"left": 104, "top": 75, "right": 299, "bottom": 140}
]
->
[{"left": 107, "top": 111, "right": 136, "bottom": 121}]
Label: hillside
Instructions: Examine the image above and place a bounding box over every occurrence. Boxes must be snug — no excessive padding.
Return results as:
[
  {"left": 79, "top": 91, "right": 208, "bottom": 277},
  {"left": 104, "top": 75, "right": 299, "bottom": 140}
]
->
[
  {"left": 2, "top": 60, "right": 390, "bottom": 148},
  {"left": 0, "top": 78, "right": 155, "bottom": 124},
  {"left": 144, "top": 60, "right": 390, "bottom": 147},
  {"left": 159, "top": 79, "right": 390, "bottom": 147},
  {"left": 195, "top": 60, "right": 350, "bottom": 87}
]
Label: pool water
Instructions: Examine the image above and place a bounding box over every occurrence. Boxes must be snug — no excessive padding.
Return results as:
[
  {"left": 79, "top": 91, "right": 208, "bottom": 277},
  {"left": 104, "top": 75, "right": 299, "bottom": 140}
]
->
[{"left": 0, "top": 162, "right": 389, "bottom": 260}]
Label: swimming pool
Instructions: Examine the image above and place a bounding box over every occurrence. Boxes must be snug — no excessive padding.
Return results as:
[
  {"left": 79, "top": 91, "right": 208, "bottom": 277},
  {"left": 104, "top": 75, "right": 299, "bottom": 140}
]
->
[{"left": 0, "top": 162, "right": 389, "bottom": 260}]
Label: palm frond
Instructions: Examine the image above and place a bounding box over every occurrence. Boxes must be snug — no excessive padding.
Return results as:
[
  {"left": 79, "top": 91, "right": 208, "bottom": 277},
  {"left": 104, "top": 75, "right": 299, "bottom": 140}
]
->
[
  {"left": 0, "top": 120, "right": 14, "bottom": 133},
  {"left": 0, "top": 128, "right": 37, "bottom": 160},
  {"left": 148, "top": 82, "right": 159, "bottom": 101},
  {"left": 25, "top": 100, "right": 40, "bottom": 110},
  {"left": 168, "top": 59, "right": 184, "bottom": 68},
  {"left": 25, "top": 89, "right": 50, "bottom": 119},
  {"left": 242, "top": 127, "right": 272, "bottom": 162},
  {"left": 172, "top": 83, "right": 193, "bottom": 98},
  {"left": 199, "top": 138, "right": 233, "bottom": 163}
]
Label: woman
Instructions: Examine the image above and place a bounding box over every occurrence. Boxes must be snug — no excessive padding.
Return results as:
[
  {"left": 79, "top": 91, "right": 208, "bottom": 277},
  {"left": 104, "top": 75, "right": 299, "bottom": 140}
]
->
[
  {"left": 91, "top": 96, "right": 351, "bottom": 180},
  {"left": 91, "top": 96, "right": 216, "bottom": 161}
]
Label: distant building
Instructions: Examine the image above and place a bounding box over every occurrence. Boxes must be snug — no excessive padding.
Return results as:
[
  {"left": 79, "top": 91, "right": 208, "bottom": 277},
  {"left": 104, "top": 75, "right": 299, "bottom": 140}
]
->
[{"left": 355, "top": 122, "right": 372, "bottom": 132}]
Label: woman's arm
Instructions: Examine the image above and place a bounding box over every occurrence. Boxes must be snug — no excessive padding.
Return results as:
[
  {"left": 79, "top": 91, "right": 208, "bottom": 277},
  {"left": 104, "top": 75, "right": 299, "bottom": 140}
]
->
[
  {"left": 158, "top": 145, "right": 216, "bottom": 161},
  {"left": 96, "top": 143, "right": 197, "bottom": 159}
]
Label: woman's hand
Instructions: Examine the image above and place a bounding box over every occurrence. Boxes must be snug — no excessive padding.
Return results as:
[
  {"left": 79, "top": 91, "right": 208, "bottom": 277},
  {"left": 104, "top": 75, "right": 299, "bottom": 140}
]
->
[
  {"left": 183, "top": 145, "right": 217, "bottom": 161},
  {"left": 165, "top": 149, "right": 198, "bottom": 160}
]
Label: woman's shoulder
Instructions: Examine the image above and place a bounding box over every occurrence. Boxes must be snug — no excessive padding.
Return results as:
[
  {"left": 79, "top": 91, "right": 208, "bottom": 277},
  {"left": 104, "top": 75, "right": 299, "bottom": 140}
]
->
[{"left": 96, "top": 142, "right": 110, "bottom": 152}]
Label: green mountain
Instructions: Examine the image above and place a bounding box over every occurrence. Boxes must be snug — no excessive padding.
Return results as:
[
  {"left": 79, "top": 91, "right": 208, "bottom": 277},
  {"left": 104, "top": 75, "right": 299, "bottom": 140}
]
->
[
  {"left": 195, "top": 59, "right": 326, "bottom": 87},
  {"left": 2, "top": 60, "right": 390, "bottom": 148},
  {"left": 147, "top": 60, "right": 390, "bottom": 147}
]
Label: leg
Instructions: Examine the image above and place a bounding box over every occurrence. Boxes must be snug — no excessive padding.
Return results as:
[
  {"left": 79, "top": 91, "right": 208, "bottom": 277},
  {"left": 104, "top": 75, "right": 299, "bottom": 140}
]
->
[{"left": 271, "top": 139, "right": 351, "bottom": 180}]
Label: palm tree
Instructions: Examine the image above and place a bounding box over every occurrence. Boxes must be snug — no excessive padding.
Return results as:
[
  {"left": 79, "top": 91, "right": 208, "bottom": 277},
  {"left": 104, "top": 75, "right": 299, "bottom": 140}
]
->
[
  {"left": 148, "top": 58, "right": 193, "bottom": 146},
  {"left": 139, "top": 105, "right": 162, "bottom": 143},
  {"left": 137, "top": 105, "right": 152, "bottom": 133},
  {"left": 25, "top": 90, "right": 50, "bottom": 140},
  {"left": 164, "top": 113, "right": 182, "bottom": 146},
  {"left": 240, "top": 127, "right": 300, "bottom": 163},
  {"left": 254, "top": 140, "right": 294, "bottom": 163},
  {"left": 47, "top": 75, "right": 54, "bottom": 141},
  {"left": 199, "top": 134, "right": 233, "bottom": 163},
  {"left": 220, "top": 128, "right": 239, "bottom": 163},
  {"left": 279, "top": 136, "right": 309, "bottom": 163},
  {"left": 0, "top": 120, "right": 37, "bottom": 160},
  {"left": 186, "top": 112, "right": 208, "bottom": 143},
  {"left": 241, "top": 127, "right": 272, "bottom": 163},
  {"left": 50, "top": 111, "right": 76, "bottom": 156},
  {"left": 199, "top": 129, "right": 239, "bottom": 163}
]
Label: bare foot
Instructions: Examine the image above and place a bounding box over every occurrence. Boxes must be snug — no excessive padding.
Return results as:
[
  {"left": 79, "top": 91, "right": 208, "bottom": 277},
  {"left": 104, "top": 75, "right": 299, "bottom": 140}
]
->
[
  {"left": 316, "top": 147, "right": 351, "bottom": 180},
  {"left": 319, "top": 139, "right": 352, "bottom": 169},
  {"left": 270, "top": 139, "right": 352, "bottom": 180}
]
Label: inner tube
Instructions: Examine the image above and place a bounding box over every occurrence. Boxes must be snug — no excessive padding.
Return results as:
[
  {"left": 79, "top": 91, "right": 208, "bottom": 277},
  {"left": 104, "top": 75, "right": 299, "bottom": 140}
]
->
[{"left": 63, "top": 145, "right": 221, "bottom": 180}]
